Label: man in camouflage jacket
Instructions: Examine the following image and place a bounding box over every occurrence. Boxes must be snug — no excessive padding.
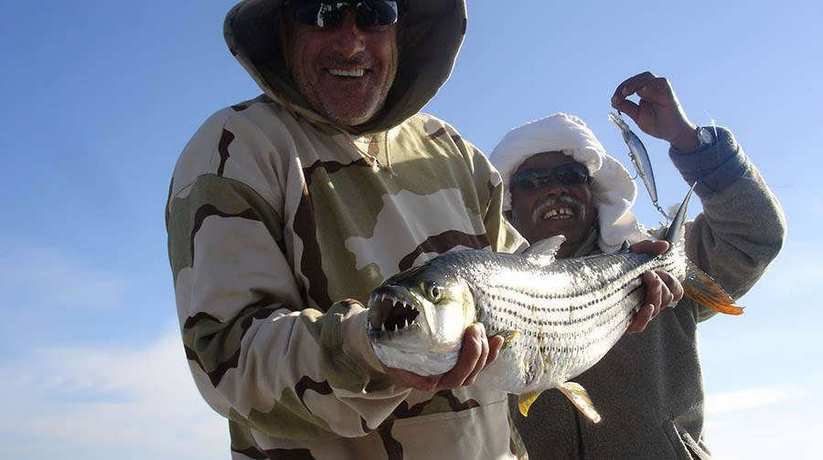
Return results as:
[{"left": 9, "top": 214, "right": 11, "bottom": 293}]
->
[{"left": 166, "top": 2, "right": 681, "bottom": 458}]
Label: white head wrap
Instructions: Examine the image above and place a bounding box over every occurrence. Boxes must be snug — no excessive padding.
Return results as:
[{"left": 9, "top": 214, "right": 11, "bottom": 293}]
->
[{"left": 489, "top": 113, "right": 645, "bottom": 253}]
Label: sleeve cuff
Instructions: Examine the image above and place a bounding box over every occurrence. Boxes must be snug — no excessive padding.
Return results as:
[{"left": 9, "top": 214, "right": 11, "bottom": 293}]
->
[
  {"left": 668, "top": 127, "right": 751, "bottom": 197},
  {"left": 342, "top": 307, "right": 388, "bottom": 375}
]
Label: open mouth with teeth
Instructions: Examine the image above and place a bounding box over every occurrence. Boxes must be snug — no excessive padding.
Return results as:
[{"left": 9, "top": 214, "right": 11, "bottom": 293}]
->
[
  {"left": 367, "top": 287, "right": 422, "bottom": 338},
  {"left": 532, "top": 197, "right": 584, "bottom": 225},
  {"left": 543, "top": 207, "right": 576, "bottom": 221},
  {"left": 366, "top": 274, "right": 475, "bottom": 374},
  {"left": 327, "top": 68, "right": 367, "bottom": 78}
]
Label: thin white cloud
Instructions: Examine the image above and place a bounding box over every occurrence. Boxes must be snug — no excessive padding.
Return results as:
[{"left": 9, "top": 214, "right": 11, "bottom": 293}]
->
[
  {"left": 706, "top": 384, "right": 805, "bottom": 416},
  {"left": 0, "top": 246, "right": 127, "bottom": 311},
  {"left": 705, "top": 379, "right": 823, "bottom": 460},
  {"left": 0, "top": 327, "right": 229, "bottom": 460},
  {"left": 707, "top": 418, "right": 823, "bottom": 460}
]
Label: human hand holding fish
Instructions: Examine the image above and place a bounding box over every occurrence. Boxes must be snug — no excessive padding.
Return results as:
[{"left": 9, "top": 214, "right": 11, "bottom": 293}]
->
[
  {"left": 383, "top": 323, "right": 504, "bottom": 391},
  {"left": 626, "top": 240, "right": 685, "bottom": 333},
  {"left": 611, "top": 71, "right": 699, "bottom": 152}
]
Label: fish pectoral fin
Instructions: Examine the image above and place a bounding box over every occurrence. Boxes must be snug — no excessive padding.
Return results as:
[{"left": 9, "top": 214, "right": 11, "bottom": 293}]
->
[
  {"left": 517, "top": 390, "right": 544, "bottom": 417},
  {"left": 684, "top": 259, "right": 744, "bottom": 316},
  {"left": 558, "top": 382, "right": 602, "bottom": 424},
  {"left": 522, "top": 235, "right": 565, "bottom": 265},
  {"left": 618, "top": 240, "right": 632, "bottom": 252},
  {"left": 499, "top": 330, "right": 521, "bottom": 350}
]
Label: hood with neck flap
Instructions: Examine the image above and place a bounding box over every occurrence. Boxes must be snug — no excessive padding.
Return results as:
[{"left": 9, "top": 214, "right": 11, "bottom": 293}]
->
[{"left": 224, "top": 0, "right": 467, "bottom": 135}]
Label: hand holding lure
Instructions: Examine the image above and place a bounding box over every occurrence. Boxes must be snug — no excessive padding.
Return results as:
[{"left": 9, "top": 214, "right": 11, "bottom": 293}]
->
[{"left": 609, "top": 111, "right": 670, "bottom": 221}]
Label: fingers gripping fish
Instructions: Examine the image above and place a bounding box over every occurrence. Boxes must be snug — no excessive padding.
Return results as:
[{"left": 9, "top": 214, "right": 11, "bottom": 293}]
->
[
  {"left": 366, "top": 186, "right": 742, "bottom": 423},
  {"left": 609, "top": 111, "right": 670, "bottom": 220}
]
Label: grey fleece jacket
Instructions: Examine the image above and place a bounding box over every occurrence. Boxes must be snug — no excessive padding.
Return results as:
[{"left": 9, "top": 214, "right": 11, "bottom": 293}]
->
[{"left": 511, "top": 127, "right": 786, "bottom": 460}]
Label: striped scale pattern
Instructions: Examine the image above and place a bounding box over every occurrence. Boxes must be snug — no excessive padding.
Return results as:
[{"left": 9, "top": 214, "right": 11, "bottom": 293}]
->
[{"left": 432, "top": 245, "right": 685, "bottom": 394}]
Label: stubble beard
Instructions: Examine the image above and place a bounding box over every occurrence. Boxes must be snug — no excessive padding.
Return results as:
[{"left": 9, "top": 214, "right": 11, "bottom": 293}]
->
[{"left": 300, "top": 47, "right": 398, "bottom": 128}]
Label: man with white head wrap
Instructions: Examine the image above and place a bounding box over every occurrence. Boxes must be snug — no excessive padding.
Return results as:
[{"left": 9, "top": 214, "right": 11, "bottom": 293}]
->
[
  {"left": 493, "top": 111, "right": 645, "bottom": 255},
  {"left": 489, "top": 72, "right": 786, "bottom": 459}
]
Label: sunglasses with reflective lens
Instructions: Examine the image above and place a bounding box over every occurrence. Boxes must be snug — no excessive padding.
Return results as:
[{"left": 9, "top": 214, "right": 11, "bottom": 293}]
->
[
  {"left": 511, "top": 163, "right": 591, "bottom": 191},
  {"left": 289, "top": 0, "right": 400, "bottom": 29}
]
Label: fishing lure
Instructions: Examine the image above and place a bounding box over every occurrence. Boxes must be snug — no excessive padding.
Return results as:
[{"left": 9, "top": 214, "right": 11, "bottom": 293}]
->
[{"left": 609, "top": 111, "right": 669, "bottom": 220}]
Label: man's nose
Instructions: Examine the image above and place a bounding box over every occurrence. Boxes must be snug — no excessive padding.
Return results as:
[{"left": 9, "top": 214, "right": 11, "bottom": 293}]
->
[
  {"left": 538, "top": 181, "right": 570, "bottom": 197},
  {"left": 330, "top": 10, "right": 367, "bottom": 58}
]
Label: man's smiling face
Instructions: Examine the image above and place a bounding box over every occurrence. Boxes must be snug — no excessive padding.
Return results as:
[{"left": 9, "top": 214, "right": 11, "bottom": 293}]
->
[
  {"left": 285, "top": 9, "right": 398, "bottom": 127},
  {"left": 509, "top": 151, "right": 597, "bottom": 256}
]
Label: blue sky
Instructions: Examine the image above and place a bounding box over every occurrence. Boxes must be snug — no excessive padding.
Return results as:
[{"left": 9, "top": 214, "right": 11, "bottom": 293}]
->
[{"left": 1, "top": 1, "right": 820, "bottom": 458}]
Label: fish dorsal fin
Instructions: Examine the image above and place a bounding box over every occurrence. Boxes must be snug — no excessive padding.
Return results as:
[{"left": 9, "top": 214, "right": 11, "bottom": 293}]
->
[
  {"left": 664, "top": 183, "right": 696, "bottom": 245},
  {"left": 518, "top": 390, "right": 544, "bottom": 417},
  {"left": 558, "top": 382, "right": 602, "bottom": 424},
  {"left": 522, "top": 235, "right": 565, "bottom": 265}
]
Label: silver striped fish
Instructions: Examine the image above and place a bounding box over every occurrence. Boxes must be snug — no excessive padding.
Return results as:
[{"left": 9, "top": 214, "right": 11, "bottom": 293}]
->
[{"left": 366, "top": 187, "right": 741, "bottom": 422}]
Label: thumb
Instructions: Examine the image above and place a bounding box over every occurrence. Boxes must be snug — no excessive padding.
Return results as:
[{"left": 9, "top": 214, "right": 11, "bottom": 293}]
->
[{"left": 612, "top": 98, "right": 640, "bottom": 124}]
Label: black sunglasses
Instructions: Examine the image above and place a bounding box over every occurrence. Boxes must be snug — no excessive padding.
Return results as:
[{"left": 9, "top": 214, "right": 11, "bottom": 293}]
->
[
  {"left": 511, "top": 163, "right": 591, "bottom": 191},
  {"left": 288, "top": 0, "right": 400, "bottom": 29}
]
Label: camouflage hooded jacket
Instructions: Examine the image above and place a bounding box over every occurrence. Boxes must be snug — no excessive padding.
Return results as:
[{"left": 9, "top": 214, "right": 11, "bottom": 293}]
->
[{"left": 166, "top": 1, "right": 526, "bottom": 458}]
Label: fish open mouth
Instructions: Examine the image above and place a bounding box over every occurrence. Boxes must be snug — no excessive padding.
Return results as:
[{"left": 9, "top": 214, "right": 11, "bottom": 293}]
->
[{"left": 367, "top": 287, "right": 422, "bottom": 338}]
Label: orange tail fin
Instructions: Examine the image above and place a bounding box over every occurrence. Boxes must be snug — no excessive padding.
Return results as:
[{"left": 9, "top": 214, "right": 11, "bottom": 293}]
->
[{"left": 683, "top": 260, "right": 744, "bottom": 316}]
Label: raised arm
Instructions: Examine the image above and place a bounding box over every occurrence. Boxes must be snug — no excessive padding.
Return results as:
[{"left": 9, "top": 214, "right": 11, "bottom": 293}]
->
[{"left": 612, "top": 72, "right": 787, "bottom": 320}]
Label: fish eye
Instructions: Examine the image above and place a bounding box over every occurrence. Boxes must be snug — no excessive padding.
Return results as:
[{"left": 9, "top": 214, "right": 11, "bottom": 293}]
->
[{"left": 426, "top": 283, "right": 442, "bottom": 302}]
